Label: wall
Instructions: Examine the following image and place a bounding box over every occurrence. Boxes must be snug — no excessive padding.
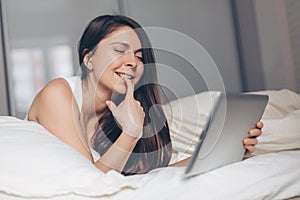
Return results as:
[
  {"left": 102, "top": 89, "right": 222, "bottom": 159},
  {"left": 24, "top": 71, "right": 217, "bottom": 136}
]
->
[
  {"left": 231, "top": 0, "right": 265, "bottom": 91},
  {"left": 0, "top": 25, "right": 9, "bottom": 115},
  {"left": 1, "top": 0, "right": 119, "bottom": 117},
  {"left": 4, "top": 0, "right": 119, "bottom": 74},
  {"left": 286, "top": 0, "right": 300, "bottom": 93},
  {"left": 1, "top": 0, "right": 251, "bottom": 116},
  {"left": 124, "top": 0, "right": 242, "bottom": 99},
  {"left": 0, "top": 3, "right": 9, "bottom": 115},
  {"left": 254, "top": 0, "right": 297, "bottom": 91}
]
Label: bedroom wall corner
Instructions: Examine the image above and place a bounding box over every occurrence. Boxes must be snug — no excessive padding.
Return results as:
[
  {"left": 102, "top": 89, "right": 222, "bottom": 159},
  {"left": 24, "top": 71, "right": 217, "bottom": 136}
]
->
[{"left": 0, "top": 0, "right": 10, "bottom": 116}]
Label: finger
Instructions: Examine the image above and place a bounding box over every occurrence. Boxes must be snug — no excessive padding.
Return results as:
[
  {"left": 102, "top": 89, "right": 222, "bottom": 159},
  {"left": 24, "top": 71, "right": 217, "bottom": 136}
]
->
[
  {"left": 106, "top": 100, "right": 117, "bottom": 114},
  {"left": 244, "top": 145, "right": 255, "bottom": 155},
  {"left": 256, "top": 121, "right": 264, "bottom": 129},
  {"left": 244, "top": 149, "right": 252, "bottom": 158},
  {"left": 124, "top": 78, "right": 134, "bottom": 101},
  {"left": 249, "top": 129, "right": 262, "bottom": 137},
  {"left": 243, "top": 138, "right": 258, "bottom": 146}
]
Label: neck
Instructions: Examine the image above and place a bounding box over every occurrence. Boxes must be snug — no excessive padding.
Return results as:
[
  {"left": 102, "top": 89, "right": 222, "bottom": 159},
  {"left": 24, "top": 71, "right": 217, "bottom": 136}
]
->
[
  {"left": 80, "top": 76, "right": 113, "bottom": 145},
  {"left": 81, "top": 76, "right": 111, "bottom": 120}
]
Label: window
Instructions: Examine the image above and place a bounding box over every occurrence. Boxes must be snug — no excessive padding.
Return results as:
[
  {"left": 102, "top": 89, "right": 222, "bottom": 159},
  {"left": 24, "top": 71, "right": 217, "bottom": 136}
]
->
[{"left": 10, "top": 44, "right": 73, "bottom": 118}]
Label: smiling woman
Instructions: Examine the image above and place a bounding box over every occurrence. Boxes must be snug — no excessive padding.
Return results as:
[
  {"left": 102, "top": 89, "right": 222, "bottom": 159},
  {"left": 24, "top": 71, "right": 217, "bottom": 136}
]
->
[
  {"left": 26, "top": 15, "right": 173, "bottom": 175},
  {"left": 25, "top": 15, "right": 262, "bottom": 176}
]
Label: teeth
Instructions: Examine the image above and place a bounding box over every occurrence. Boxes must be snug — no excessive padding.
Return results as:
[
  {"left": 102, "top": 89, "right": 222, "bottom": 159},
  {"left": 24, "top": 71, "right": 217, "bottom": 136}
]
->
[
  {"left": 122, "top": 74, "right": 132, "bottom": 79},
  {"left": 116, "top": 72, "right": 133, "bottom": 80}
]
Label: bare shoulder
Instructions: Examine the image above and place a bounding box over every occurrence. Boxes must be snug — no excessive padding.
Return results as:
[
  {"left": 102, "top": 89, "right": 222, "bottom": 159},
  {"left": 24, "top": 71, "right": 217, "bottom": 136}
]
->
[
  {"left": 28, "top": 78, "right": 92, "bottom": 161},
  {"left": 38, "top": 78, "right": 73, "bottom": 102},
  {"left": 28, "top": 78, "right": 74, "bottom": 121}
]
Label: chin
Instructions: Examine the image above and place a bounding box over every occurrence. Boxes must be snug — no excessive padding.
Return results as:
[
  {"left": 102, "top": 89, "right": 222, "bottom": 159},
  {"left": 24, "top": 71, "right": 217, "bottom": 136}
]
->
[{"left": 112, "top": 84, "right": 127, "bottom": 95}]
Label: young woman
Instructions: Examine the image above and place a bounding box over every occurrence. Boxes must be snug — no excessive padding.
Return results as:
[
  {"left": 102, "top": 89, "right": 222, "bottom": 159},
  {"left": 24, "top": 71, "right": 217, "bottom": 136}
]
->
[{"left": 27, "top": 15, "right": 263, "bottom": 175}]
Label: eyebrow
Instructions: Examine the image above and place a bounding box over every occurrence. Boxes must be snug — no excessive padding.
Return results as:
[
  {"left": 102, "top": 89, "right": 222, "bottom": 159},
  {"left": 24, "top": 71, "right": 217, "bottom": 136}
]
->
[
  {"left": 110, "top": 42, "right": 129, "bottom": 48},
  {"left": 110, "top": 42, "right": 143, "bottom": 53}
]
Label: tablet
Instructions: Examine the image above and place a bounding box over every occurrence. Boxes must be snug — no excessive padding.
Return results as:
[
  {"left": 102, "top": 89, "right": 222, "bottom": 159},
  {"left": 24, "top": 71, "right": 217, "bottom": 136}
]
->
[{"left": 184, "top": 93, "right": 269, "bottom": 178}]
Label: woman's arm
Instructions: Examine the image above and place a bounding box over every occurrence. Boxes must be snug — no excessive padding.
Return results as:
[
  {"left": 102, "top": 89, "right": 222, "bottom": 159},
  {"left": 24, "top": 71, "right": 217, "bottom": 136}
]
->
[
  {"left": 95, "top": 78, "right": 145, "bottom": 173},
  {"left": 29, "top": 79, "right": 143, "bottom": 174},
  {"left": 28, "top": 78, "right": 94, "bottom": 161},
  {"left": 94, "top": 132, "right": 139, "bottom": 173}
]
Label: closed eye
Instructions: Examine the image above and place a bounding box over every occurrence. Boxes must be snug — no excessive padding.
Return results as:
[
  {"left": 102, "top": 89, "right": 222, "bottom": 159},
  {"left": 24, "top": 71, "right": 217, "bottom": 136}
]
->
[
  {"left": 135, "top": 50, "right": 143, "bottom": 63},
  {"left": 114, "top": 49, "right": 126, "bottom": 54},
  {"left": 136, "top": 55, "right": 144, "bottom": 63}
]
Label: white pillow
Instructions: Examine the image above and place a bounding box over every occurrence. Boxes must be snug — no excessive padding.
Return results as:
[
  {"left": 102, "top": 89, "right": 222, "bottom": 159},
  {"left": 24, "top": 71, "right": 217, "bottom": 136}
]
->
[
  {"left": 249, "top": 89, "right": 300, "bottom": 155},
  {"left": 0, "top": 116, "right": 136, "bottom": 197},
  {"left": 164, "top": 89, "right": 300, "bottom": 163},
  {"left": 162, "top": 91, "right": 219, "bottom": 163}
]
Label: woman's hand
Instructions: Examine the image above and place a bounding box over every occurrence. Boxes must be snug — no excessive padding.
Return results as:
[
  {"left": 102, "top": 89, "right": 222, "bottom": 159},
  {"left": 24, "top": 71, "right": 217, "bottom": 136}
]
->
[
  {"left": 243, "top": 122, "right": 263, "bottom": 157},
  {"left": 106, "top": 78, "right": 145, "bottom": 139}
]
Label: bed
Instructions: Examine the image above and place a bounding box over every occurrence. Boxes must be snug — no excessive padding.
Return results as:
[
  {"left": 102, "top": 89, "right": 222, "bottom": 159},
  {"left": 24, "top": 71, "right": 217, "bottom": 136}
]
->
[{"left": 0, "top": 89, "right": 300, "bottom": 200}]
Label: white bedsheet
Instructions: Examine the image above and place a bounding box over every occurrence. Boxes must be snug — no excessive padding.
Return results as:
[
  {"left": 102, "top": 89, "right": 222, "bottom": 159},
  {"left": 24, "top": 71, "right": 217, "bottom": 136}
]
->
[
  {"left": 1, "top": 150, "right": 300, "bottom": 200},
  {"left": 127, "top": 150, "right": 300, "bottom": 200},
  {"left": 1, "top": 89, "right": 300, "bottom": 200}
]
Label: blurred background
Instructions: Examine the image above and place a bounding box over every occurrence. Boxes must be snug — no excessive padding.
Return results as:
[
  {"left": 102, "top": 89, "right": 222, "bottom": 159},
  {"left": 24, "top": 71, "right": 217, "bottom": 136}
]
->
[{"left": 0, "top": 0, "right": 299, "bottom": 119}]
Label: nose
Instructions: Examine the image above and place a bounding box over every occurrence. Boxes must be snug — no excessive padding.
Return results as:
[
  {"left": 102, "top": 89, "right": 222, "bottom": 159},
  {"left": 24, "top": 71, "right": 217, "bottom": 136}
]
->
[{"left": 124, "top": 52, "right": 138, "bottom": 68}]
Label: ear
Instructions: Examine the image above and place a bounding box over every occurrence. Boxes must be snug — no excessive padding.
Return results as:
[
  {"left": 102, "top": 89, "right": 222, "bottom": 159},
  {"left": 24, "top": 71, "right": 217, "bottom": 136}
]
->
[{"left": 83, "top": 54, "right": 93, "bottom": 70}]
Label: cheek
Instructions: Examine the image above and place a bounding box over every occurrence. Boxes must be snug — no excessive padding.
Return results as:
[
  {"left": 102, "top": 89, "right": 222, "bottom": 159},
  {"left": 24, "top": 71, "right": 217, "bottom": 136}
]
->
[
  {"left": 135, "top": 66, "right": 145, "bottom": 83},
  {"left": 94, "top": 50, "right": 121, "bottom": 69},
  {"left": 139, "top": 65, "right": 145, "bottom": 75},
  {"left": 95, "top": 58, "right": 121, "bottom": 76}
]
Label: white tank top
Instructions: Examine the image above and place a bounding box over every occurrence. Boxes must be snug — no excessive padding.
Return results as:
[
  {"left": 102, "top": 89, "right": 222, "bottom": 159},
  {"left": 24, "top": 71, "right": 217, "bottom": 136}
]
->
[
  {"left": 62, "top": 76, "right": 83, "bottom": 112},
  {"left": 63, "top": 76, "right": 100, "bottom": 162}
]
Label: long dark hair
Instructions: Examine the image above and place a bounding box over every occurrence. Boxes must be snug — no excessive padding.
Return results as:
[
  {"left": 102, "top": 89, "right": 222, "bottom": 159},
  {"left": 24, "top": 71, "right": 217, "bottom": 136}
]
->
[{"left": 78, "top": 15, "right": 172, "bottom": 175}]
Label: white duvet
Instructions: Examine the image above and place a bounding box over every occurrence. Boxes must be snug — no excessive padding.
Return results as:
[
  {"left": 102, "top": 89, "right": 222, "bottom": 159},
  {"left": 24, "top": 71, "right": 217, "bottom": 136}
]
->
[{"left": 0, "top": 89, "right": 300, "bottom": 200}]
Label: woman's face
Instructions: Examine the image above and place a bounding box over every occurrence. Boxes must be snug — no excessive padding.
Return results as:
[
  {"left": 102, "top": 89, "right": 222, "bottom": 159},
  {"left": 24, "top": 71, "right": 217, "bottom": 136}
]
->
[{"left": 86, "top": 26, "right": 144, "bottom": 95}]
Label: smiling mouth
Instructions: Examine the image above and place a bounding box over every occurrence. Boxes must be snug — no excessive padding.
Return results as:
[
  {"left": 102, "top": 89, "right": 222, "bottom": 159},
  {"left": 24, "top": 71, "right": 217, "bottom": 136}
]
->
[{"left": 115, "top": 72, "right": 134, "bottom": 80}]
